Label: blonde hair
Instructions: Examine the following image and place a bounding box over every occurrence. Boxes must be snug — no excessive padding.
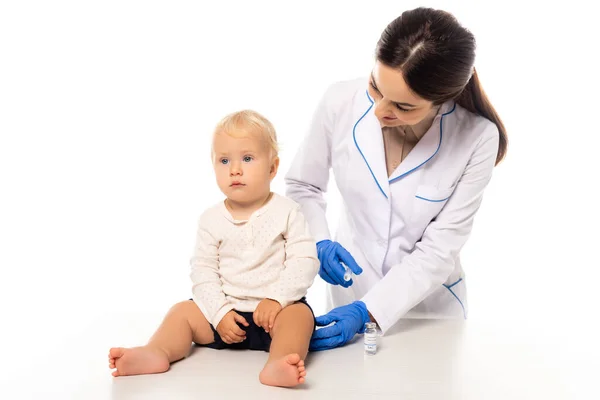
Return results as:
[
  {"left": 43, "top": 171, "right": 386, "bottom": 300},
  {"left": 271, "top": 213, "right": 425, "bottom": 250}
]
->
[{"left": 212, "top": 109, "right": 279, "bottom": 157}]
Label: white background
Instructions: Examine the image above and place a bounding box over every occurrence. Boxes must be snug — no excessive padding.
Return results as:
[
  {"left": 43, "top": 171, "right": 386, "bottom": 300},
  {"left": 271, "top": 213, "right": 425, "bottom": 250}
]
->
[{"left": 1, "top": 0, "right": 598, "bottom": 398}]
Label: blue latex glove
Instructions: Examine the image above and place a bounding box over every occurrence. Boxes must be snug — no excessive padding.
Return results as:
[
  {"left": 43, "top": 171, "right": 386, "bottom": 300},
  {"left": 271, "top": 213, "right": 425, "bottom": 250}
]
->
[
  {"left": 309, "top": 301, "right": 371, "bottom": 351},
  {"left": 316, "top": 240, "right": 363, "bottom": 287}
]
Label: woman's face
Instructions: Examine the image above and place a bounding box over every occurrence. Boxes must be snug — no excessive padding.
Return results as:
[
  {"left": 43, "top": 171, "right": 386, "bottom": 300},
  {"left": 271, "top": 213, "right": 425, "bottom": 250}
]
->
[{"left": 368, "top": 61, "right": 436, "bottom": 128}]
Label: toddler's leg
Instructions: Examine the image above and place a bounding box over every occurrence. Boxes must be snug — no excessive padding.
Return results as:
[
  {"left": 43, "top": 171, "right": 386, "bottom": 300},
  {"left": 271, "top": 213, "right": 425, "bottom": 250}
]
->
[
  {"left": 108, "top": 300, "right": 214, "bottom": 377},
  {"left": 259, "top": 302, "right": 314, "bottom": 387}
]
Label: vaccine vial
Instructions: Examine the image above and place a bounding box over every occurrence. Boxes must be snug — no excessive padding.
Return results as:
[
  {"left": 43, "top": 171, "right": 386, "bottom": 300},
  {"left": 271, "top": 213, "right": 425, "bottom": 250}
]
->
[
  {"left": 342, "top": 262, "right": 352, "bottom": 281},
  {"left": 364, "top": 322, "right": 377, "bottom": 355}
]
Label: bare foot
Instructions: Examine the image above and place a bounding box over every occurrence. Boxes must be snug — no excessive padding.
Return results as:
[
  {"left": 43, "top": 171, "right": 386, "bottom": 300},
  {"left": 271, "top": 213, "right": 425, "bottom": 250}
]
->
[
  {"left": 259, "top": 353, "right": 307, "bottom": 387},
  {"left": 108, "top": 346, "right": 170, "bottom": 377}
]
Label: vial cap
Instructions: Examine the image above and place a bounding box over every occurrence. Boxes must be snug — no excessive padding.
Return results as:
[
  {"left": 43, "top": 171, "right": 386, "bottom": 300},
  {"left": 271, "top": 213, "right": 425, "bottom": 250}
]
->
[{"left": 365, "top": 322, "right": 376, "bottom": 329}]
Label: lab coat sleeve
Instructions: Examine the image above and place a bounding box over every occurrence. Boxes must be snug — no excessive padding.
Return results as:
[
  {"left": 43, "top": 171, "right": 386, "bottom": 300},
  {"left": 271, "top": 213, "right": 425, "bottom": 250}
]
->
[
  {"left": 189, "top": 213, "right": 234, "bottom": 328},
  {"left": 284, "top": 85, "right": 336, "bottom": 242},
  {"left": 361, "top": 125, "right": 500, "bottom": 334},
  {"left": 268, "top": 206, "right": 320, "bottom": 308}
]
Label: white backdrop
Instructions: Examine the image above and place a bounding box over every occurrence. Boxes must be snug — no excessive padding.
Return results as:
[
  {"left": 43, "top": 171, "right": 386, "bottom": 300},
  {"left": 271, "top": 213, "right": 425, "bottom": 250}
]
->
[{"left": 1, "top": 0, "right": 598, "bottom": 396}]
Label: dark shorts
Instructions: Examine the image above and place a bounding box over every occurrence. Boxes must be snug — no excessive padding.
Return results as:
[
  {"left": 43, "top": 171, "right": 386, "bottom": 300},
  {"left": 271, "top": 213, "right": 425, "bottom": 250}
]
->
[{"left": 192, "top": 297, "right": 315, "bottom": 352}]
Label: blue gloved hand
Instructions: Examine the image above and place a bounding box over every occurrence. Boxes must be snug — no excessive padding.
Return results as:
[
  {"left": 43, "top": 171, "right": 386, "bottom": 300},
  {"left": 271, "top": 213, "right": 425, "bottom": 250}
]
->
[
  {"left": 316, "top": 240, "right": 363, "bottom": 287},
  {"left": 309, "top": 301, "right": 371, "bottom": 351}
]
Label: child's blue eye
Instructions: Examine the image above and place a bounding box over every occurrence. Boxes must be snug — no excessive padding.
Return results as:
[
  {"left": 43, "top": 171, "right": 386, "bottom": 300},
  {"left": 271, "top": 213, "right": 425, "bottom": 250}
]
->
[
  {"left": 220, "top": 158, "right": 229, "bottom": 165},
  {"left": 243, "top": 156, "right": 253, "bottom": 162}
]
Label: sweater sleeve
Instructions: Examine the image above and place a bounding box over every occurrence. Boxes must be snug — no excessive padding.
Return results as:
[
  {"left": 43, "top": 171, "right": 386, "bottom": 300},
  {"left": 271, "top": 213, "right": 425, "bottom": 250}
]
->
[
  {"left": 189, "top": 212, "right": 234, "bottom": 327},
  {"left": 268, "top": 205, "right": 320, "bottom": 308}
]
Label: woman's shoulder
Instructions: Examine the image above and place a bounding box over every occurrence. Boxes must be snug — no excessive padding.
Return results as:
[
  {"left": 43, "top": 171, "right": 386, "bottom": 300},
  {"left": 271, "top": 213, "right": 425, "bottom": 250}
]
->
[
  {"left": 452, "top": 103, "right": 499, "bottom": 144},
  {"left": 446, "top": 103, "right": 500, "bottom": 164},
  {"left": 319, "top": 77, "right": 369, "bottom": 109}
]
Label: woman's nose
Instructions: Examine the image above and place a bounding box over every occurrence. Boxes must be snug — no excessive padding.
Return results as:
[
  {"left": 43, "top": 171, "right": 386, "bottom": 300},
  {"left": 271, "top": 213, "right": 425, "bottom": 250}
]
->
[{"left": 374, "top": 100, "right": 391, "bottom": 120}]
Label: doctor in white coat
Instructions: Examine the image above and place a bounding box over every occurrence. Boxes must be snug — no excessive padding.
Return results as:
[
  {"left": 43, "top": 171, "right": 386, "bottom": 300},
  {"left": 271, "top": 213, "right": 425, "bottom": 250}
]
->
[{"left": 285, "top": 7, "right": 508, "bottom": 351}]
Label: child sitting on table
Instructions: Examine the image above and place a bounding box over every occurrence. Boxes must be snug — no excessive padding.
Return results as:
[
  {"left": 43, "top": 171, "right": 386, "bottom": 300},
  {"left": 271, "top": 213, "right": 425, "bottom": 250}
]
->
[{"left": 108, "top": 110, "right": 319, "bottom": 388}]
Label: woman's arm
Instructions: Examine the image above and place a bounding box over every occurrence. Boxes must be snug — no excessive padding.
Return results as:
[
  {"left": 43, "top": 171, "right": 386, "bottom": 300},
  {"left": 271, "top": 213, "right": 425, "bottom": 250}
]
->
[{"left": 284, "top": 85, "right": 336, "bottom": 243}]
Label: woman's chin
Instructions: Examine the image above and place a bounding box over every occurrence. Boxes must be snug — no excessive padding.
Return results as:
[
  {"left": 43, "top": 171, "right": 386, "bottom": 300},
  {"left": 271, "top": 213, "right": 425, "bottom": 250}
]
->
[{"left": 379, "top": 118, "right": 403, "bottom": 127}]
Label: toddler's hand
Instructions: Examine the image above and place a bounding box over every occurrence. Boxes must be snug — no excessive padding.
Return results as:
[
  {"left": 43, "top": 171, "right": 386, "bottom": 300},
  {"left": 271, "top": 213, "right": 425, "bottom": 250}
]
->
[
  {"left": 253, "top": 299, "right": 282, "bottom": 333},
  {"left": 216, "top": 310, "right": 249, "bottom": 344}
]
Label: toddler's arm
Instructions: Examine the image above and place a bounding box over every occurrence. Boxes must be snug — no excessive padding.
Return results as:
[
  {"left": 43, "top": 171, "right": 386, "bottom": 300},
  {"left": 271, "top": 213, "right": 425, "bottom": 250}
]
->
[
  {"left": 268, "top": 206, "right": 320, "bottom": 307},
  {"left": 190, "top": 213, "right": 234, "bottom": 327}
]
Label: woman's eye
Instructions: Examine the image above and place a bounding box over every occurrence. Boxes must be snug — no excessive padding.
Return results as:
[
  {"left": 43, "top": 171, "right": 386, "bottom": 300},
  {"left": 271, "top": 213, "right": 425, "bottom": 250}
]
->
[
  {"left": 369, "top": 81, "right": 381, "bottom": 95},
  {"left": 395, "top": 104, "right": 411, "bottom": 112}
]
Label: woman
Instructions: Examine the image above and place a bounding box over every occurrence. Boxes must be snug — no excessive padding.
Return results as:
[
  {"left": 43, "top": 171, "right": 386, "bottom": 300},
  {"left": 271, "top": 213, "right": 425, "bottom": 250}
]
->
[{"left": 284, "top": 7, "right": 508, "bottom": 351}]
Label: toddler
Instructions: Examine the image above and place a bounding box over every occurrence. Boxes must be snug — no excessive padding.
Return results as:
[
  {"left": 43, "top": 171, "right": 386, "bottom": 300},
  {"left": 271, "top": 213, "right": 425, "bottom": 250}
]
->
[{"left": 108, "top": 110, "right": 319, "bottom": 387}]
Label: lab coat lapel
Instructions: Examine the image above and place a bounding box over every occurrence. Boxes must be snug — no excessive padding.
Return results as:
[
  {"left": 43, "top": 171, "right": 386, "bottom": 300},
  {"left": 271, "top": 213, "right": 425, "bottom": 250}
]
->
[
  {"left": 352, "top": 91, "right": 390, "bottom": 199},
  {"left": 389, "top": 102, "right": 456, "bottom": 183}
]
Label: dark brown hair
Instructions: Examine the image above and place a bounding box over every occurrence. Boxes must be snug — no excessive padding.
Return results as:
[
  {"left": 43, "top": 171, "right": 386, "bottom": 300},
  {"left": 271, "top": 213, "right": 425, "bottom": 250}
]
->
[{"left": 376, "top": 7, "right": 507, "bottom": 164}]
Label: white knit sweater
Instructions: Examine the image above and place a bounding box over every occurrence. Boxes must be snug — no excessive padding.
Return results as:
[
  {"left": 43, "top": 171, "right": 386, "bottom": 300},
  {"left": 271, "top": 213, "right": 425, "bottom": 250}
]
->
[{"left": 190, "top": 193, "right": 319, "bottom": 327}]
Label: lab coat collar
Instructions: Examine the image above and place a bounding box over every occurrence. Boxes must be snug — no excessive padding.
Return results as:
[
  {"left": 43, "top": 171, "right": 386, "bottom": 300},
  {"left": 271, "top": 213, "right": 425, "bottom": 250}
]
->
[
  {"left": 353, "top": 91, "right": 456, "bottom": 198},
  {"left": 352, "top": 90, "right": 390, "bottom": 199},
  {"left": 388, "top": 101, "right": 456, "bottom": 183}
]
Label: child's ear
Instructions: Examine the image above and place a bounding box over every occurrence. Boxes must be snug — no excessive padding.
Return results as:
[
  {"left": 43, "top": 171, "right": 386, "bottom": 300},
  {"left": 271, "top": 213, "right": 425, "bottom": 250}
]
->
[{"left": 270, "top": 156, "right": 280, "bottom": 178}]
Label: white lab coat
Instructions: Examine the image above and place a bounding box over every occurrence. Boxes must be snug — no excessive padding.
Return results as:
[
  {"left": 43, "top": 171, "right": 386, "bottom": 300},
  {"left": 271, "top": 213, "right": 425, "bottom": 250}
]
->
[{"left": 284, "top": 77, "right": 499, "bottom": 334}]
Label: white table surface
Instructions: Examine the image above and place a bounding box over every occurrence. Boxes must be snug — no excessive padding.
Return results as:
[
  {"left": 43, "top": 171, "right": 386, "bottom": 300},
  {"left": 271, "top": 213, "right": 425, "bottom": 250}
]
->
[{"left": 3, "top": 313, "right": 596, "bottom": 399}]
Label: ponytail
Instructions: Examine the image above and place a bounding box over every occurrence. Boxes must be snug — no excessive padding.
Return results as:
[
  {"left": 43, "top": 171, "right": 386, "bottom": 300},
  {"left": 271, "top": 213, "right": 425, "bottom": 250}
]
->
[{"left": 455, "top": 68, "right": 508, "bottom": 165}]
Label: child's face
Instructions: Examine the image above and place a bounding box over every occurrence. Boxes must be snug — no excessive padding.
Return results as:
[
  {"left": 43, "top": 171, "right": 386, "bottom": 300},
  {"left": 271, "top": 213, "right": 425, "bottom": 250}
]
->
[{"left": 212, "top": 132, "right": 279, "bottom": 205}]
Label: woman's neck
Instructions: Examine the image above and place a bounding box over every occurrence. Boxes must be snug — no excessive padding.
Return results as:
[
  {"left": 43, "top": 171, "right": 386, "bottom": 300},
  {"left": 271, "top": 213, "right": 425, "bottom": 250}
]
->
[{"left": 410, "top": 105, "right": 441, "bottom": 139}]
